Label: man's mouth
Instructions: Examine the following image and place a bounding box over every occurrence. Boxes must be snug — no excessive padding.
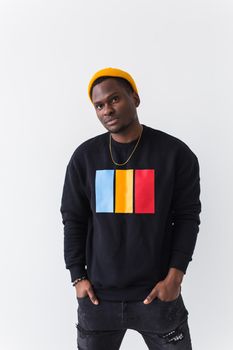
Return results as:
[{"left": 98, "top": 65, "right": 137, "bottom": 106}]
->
[{"left": 105, "top": 118, "right": 119, "bottom": 126}]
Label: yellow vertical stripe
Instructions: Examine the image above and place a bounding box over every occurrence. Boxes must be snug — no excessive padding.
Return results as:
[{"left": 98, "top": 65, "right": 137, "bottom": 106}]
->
[{"left": 115, "top": 169, "right": 133, "bottom": 213}]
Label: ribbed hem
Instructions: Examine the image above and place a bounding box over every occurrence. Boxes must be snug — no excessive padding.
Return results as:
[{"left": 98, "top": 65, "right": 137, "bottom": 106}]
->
[{"left": 92, "top": 284, "right": 156, "bottom": 302}]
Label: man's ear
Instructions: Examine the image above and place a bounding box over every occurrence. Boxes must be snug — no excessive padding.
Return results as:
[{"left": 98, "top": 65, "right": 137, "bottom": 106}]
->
[{"left": 132, "top": 91, "right": 140, "bottom": 107}]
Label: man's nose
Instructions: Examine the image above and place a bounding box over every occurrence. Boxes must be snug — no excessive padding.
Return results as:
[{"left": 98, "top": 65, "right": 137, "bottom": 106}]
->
[{"left": 103, "top": 103, "right": 114, "bottom": 116}]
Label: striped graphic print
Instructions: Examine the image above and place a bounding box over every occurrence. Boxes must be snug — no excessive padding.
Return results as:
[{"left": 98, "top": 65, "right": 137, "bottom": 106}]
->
[{"left": 95, "top": 169, "right": 155, "bottom": 214}]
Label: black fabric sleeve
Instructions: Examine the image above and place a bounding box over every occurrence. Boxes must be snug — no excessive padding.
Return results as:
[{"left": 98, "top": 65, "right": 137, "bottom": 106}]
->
[
  {"left": 169, "top": 145, "right": 202, "bottom": 274},
  {"left": 60, "top": 154, "right": 91, "bottom": 282}
]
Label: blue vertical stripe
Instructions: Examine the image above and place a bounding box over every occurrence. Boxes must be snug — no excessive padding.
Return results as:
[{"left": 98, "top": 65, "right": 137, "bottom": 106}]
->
[{"left": 95, "top": 170, "right": 114, "bottom": 212}]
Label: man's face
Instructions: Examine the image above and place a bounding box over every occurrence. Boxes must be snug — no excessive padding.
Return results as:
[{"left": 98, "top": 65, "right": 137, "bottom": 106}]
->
[{"left": 91, "top": 78, "right": 140, "bottom": 134}]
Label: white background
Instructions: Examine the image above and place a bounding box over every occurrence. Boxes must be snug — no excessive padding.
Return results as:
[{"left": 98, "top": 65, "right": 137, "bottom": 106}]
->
[{"left": 0, "top": 0, "right": 232, "bottom": 349}]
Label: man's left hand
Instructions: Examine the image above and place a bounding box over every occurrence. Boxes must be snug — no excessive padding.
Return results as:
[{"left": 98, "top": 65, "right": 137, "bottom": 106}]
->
[{"left": 143, "top": 267, "right": 184, "bottom": 304}]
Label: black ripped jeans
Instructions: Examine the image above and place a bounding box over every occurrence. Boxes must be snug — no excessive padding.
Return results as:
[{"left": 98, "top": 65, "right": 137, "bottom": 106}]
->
[{"left": 76, "top": 293, "right": 192, "bottom": 349}]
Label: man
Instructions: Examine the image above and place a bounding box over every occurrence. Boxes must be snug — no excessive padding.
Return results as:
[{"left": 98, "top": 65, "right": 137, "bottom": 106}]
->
[{"left": 60, "top": 67, "right": 201, "bottom": 349}]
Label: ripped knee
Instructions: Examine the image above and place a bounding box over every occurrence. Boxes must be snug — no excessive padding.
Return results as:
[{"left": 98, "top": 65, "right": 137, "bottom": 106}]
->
[{"left": 158, "top": 324, "right": 185, "bottom": 344}]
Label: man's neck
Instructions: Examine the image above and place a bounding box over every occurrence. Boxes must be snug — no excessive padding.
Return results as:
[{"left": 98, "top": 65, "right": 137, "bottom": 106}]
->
[{"left": 110, "top": 123, "right": 143, "bottom": 143}]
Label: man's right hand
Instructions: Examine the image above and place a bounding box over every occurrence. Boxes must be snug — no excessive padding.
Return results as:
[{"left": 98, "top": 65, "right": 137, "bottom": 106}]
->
[{"left": 75, "top": 279, "right": 99, "bottom": 305}]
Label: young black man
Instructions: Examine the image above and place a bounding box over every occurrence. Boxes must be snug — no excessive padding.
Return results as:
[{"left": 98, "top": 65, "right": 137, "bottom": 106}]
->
[{"left": 60, "top": 67, "right": 201, "bottom": 349}]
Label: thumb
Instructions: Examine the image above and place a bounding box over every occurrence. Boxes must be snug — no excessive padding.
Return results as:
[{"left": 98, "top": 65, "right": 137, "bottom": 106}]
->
[
  {"left": 143, "top": 287, "right": 158, "bottom": 304},
  {"left": 143, "top": 280, "right": 163, "bottom": 304},
  {"left": 87, "top": 286, "right": 99, "bottom": 305}
]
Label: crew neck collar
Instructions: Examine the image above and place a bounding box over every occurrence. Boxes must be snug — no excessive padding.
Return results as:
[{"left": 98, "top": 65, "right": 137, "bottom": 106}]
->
[{"left": 108, "top": 124, "right": 147, "bottom": 147}]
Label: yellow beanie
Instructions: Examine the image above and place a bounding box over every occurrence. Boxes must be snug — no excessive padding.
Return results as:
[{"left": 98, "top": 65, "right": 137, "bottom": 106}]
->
[{"left": 88, "top": 67, "right": 138, "bottom": 103}]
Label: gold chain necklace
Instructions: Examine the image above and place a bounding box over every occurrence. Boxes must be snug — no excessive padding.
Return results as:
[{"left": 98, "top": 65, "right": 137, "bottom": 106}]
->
[{"left": 109, "top": 125, "right": 143, "bottom": 166}]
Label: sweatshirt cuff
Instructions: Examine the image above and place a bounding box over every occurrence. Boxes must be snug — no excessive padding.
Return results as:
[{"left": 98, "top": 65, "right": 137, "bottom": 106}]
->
[
  {"left": 69, "top": 265, "right": 87, "bottom": 283},
  {"left": 169, "top": 251, "right": 192, "bottom": 274}
]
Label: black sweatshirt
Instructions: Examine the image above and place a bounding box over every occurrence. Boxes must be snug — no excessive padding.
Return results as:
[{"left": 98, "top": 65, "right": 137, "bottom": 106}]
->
[{"left": 60, "top": 124, "right": 201, "bottom": 301}]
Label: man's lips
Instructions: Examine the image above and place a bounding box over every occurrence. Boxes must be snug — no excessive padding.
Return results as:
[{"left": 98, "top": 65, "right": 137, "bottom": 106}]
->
[{"left": 105, "top": 118, "right": 119, "bottom": 125}]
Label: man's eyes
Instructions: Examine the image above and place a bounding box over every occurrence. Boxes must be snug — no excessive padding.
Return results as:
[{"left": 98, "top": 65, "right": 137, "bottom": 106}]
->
[
  {"left": 96, "top": 96, "right": 119, "bottom": 110},
  {"left": 96, "top": 104, "right": 103, "bottom": 110},
  {"left": 112, "top": 96, "right": 119, "bottom": 102}
]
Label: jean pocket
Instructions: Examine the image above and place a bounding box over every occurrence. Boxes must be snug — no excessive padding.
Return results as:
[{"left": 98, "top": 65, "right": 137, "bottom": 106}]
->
[{"left": 141, "top": 293, "right": 189, "bottom": 334}]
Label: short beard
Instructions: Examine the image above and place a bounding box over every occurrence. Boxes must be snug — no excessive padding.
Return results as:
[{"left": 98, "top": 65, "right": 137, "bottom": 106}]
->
[{"left": 108, "top": 118, "right": 137, "bottom": 134}]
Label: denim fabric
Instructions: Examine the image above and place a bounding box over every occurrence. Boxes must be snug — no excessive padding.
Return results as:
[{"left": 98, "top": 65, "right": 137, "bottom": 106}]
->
[{"left": 76, "top": 293, "right": 192, "bottom": 349}]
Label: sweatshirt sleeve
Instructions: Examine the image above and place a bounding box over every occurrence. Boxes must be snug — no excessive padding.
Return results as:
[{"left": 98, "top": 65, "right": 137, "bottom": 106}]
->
[
  {"left": 169, "top": 145, "right": 202, "bottom": 274},
  {"left": 60, "top": 153, "right": 91, "bottom": 283}
]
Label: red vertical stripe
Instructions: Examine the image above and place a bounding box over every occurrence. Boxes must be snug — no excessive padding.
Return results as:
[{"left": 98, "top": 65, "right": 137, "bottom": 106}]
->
[{"left": 135, "top": 169, "right": 155, "bottom": 213}]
